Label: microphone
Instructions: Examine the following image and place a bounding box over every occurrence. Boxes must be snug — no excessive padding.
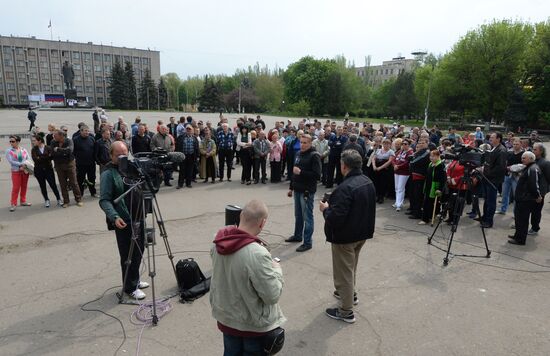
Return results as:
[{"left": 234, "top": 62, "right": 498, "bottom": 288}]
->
[{"left": 167, "top": 151, "right": 186, "bottom": 163}]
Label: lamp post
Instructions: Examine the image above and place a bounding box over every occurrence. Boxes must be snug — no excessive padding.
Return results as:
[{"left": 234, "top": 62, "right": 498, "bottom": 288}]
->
[{"left": 411, "top": 50, "right": 432, "bottom": 128}]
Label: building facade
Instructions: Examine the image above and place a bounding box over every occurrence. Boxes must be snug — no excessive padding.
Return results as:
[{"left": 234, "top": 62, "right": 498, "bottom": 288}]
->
[
  {"left": 0, "top": 35, "right": 160, "bottom": 106},
  {"left": 355, "top": 57, "right": 416, "bottom": 87}
]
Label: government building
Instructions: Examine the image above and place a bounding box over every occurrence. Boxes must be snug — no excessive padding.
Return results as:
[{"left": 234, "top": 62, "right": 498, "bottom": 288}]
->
[
  {"left": 0, "top": 35, "right": 160, "bottom": 106},
  {"left": 355, "top": 56, "right": 416, "bottom": 87}
]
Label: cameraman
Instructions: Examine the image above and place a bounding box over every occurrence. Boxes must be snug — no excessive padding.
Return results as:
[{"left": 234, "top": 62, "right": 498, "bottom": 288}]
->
[
  {"left": 479, "top": 132, "right": 507, "bottom": 228},
  {"left": 99, "top": 141, "right": 148, "bottom": 300}
]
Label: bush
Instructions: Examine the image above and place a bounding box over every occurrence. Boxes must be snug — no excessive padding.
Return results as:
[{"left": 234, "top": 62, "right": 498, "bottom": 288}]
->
[{"left": 288, "top": 100, "right": 310, "bottom": 116}]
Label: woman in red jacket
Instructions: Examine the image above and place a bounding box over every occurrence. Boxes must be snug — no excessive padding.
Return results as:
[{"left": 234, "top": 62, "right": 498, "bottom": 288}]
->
[{"left": 392, "top": 139, "right": 413, "bottom": 211}]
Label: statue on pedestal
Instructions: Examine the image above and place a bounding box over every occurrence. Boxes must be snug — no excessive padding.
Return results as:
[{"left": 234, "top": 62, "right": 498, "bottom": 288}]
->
[{"left": 62, "top": 61, "right": 75, "bottom": 90}]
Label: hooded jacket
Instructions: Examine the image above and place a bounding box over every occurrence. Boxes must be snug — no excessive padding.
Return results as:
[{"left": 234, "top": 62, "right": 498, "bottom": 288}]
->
[{"left": 210, "top": 226, "right": 286, "bottom": 334}]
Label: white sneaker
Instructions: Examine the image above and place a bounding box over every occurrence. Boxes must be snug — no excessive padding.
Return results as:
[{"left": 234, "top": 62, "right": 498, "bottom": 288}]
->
[
  {"left": 57, "top": 200, "right": 63, "bottom": 207},
  {"left": 129, "top": 288, "right": 146, "bottom": 300},
  {"left": 391, "top": 203, "right": 397, "bottom": 208},
  {"left": 9, "top": 205, "right": 16, "bottom": 212},
  {"left": 396, "top": 207, "right": 401, "bottom": 212},
  {"left": 45, "top": 200, "right": 51, "bottom": 208},
  {"left": 138, "top": 281, "right": 150, "bottom": 289}
]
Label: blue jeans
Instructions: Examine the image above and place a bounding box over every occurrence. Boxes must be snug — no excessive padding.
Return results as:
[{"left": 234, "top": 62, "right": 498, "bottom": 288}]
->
[
  {"left": 500, "top": 175, "right": 517, "bottom": 212},
  {"left": 481, "top": 181, "right": 498, "bottom": 225},
  {"left": 293, "top": 191, "right": 315, "bottom": 246},
  {"left": 223, "top": 333, "right": 265, "bottom": 356}
]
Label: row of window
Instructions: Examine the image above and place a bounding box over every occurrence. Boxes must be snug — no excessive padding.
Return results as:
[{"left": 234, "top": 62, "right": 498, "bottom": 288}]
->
[
  {"left": 356, "top": 68, "right": 407, "bottom": 77},
  {"left": 3, "top": 94, "right": 106, "bottom": 104},
  {"left": 2, "top": 46, "right": 151, "bottom": 65},
  {"left": 3, "top": 81, "right": 107, "bottom": 93}
]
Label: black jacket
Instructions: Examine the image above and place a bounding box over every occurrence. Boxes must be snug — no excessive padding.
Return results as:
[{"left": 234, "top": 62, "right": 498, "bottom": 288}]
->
[
  {"left": 51, "top": 138, "right": 75, "bottom": 164},
  {"left": 515, "top": 162, "right": 543, "bottom": 202},
  {"left": 131, "top": 134, "right": 151, "bottom": 155},
  {"left": 343, "top": 142, "right": 365, "bottom": 159},
  {"left": 95, "top": 138, "right": 111, "bottom": 166},
  {"left": 323, "top": 169, "right": 376, "bottom": 244},
  {"left": 535, "top": 157, "right": 550, "bottom": 196},
  {"left": 73, "top": 135, "right": 96, "bottom": 164},
  {"left": 410, "top": 148, "right": 430, "bottom": 178},
  {"left": 484, "top": 143, "right": 507, "bottom": 184},
  {"left": 290, "top": 147, "right": 322, "bottom": 194},
  {"left": 31, "top": 145, "right": 55, "bottom": 170}
]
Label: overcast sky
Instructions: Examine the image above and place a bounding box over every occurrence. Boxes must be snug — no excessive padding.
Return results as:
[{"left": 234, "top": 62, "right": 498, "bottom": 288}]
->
[{"left": 1, "top": 0, "right": 548, "bottom": 78}]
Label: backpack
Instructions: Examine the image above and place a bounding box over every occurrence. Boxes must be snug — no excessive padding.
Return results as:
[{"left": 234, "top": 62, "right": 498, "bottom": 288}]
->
[{"left": 176, "top": 258, "right": 210, "bottom": 302}]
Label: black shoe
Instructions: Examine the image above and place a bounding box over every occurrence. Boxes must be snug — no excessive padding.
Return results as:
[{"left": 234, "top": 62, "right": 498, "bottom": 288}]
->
[
  {"left": 333, "top": 291, "right": 359, "bottom": 305},
  {"left": 507, "top": 235, "right": 517, "bottom": 239},
  {"left": 246, "top": 181, "right": 251, "bottom": 185},
  {"left": 253, "top": 180, "right": 259, "bottom": 184},
  {"left": 176, "top": 185, "right": 182, "bottom": 189},
  {"left": 325, "top": 308, "right": 355, "bottom": 323},
  {"left": 473, "top": 217, "right": 482, "bottom": 222},
  {"left": 480, "top": 222, "right": 493, "bottom": 229},
  {"left": 165, "top": 182, "right": 172, "bottom": 187},
  {"left": 203, "top": 179, "right": 208, "bottom": 183},
  {"left": 285, "top": 236, "right": 302, "bottom": 243},
  {"left": 241, "top": 180, "right": 245, "bottom": 184},
  {"left": 186, "top": 184, "right": 192, "bottom": 188},
  {"left": 508, "top": 240, "right": 525, "bottom": 245},
  {"left": 227, "top": 179, "right": 232, "bottom": 182},
  {"left": 261, "top": 179, "right": 266, "bottom": 184},
  {"left": 296, "top": 244, "right": 312, "bottom": 252}
]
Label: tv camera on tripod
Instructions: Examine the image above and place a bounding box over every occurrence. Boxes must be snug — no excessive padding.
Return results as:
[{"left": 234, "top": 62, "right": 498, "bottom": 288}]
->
[{"left": 428, "top": 143, "right": 492, "bottom": 266}]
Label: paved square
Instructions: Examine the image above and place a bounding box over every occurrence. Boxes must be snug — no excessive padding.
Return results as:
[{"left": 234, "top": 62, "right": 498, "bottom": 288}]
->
[{"left": 0, "top": 109, "right": 549, "bottom": 355}]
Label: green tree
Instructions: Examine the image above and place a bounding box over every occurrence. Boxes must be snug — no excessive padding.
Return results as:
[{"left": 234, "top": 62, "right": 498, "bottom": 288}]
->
[
  {"left": 504, "top": 85, "right": 528, "bottom": 129},
  {"left": 254, "top": 74, "right": 284, "bottom": 112},
  {"left": 198, "top": 76, "right": 223, "bottom": 112},
  {"left": 441, "top": 20, "right": 534, "bottom": 122},
  {"left": 124, "top": 61, "right": 137, "bottom": 110},
  {"left": 388, "top": 71, "right": 419, "bottom": 118},
  {"left": 158, "top": 78, "right": 168, "bottom": 110},
  {"left": 162, "top": 73, "right": 182, "bottom": 109},
  {"left": 523, "top": 20, "right": 550, "bottom": 127},
  {"left": 139, "top": 68, "right": 157, "bottom": 110},
  {"left": 108, "top": 60, "right": 125, "bottom": 109}
]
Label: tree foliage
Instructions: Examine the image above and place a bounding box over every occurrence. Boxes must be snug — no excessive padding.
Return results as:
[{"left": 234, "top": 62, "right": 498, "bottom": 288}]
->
[
  {"left": 108, "top": 60, "right": 126, "bottom": 109},
  {"left": 124, "top": 61, "right": 137, "bottom": 110},
  {"left": 139, "top": 68, "right": 157, "bottom": 110}
]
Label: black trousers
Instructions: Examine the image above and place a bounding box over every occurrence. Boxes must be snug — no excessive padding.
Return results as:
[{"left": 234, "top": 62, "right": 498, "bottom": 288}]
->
[
  {"left": 218, "top": 149, "right": 233, "bottom": 180},
  {"left": 204, "top": 156, "right": 216, "bottom": 181},
  {"left": 179, "top": 153, "right": 195, "bottom": 187},
  {"left": 321, "top": 161, "right": 328, "bottom": 184},
  {"left": 76, "top": 163, "right": 97, "bottom": 196},
  {"left": 115, "top": 222, "right": 144, "bottom": 294},
  {"left": 374, "top": 168, "right": 392, "bottom": 200},
  {"left": 531, "top": 200, "right": 544, "bottom": 232},
  {"left": 29, "top": 119, "right": 35, "bottom": 131},
  {"left": 240, "top": 149, "right": 252, "bottom": 182},
  {"left": 34, "top": 167, "right": 61, "bottom": 201},
  {"left": 410, "top": 179, "right": 425, "bottom": 218},
  {"left": 327, "top": 155, "right": 342, "bottom": 186},
  {"left": 253, "top": 157, "right": 267, "bottom": 182},
  {"left": 161, "top": 166, "right": 173, "bottom": 184},
  {"left": 514, "top": 200, "right": 537, "bottom": 244},
  {"left": 271, "top": 161, "right": 282, "bottom": 182}
]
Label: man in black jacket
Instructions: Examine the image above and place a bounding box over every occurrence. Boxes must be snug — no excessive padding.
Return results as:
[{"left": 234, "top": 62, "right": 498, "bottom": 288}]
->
[
  {"left": 73, "top": 125, "right": 97, "bottom": 196},
  {"left": 286, "top": 134, "right": 322, "bottom": 252},
  {"left": 131, "top": 124, "right": 151, "bottom": 155},
  {"left": 408, "top": 139, "right": 430, "bottom": 219},
  {"left": 508, "top": 151, "right": 544, "bottom": 245},
  {"left": 480, "top": 132, "right": 508, "bottom": 228},
  {"left": 320, "top": 149, "right": 376, "bottom": 323},
  {"left": 95, "top": 127, "right": 112, "bottom": 174},
  {"left": 530, "top": 143, "right": 550, "bottom": 235}
]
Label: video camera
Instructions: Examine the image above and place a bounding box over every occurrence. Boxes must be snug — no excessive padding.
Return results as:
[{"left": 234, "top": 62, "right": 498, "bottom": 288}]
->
[
  {"left": 441, "top": 144, "right": 483, "bottom": 169},
  {"left": 118, "top": 149, "right": 185, "bottom": 191}
]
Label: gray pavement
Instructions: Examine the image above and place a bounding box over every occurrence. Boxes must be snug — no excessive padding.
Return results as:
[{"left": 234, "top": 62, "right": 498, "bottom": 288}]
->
[{"left": 0, "top": 109, "right": 549, "bottom": 355}]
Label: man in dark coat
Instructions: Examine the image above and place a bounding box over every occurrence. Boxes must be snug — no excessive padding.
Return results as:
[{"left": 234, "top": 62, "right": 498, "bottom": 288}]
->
[
  {"left": 320, "top": 149, "right": 376, "bottom": 323},
  {"left": 285, "top": 134, "right": 322, "bottom": 252},
  {"left": 27, "top": 108, "right": 37, "bottom": 132},
  {"left": 508, "top": 151, "right": 544, "bottom": 245},
  {"left": 480, "top": 132, "right": 508, "bottom": 228}
]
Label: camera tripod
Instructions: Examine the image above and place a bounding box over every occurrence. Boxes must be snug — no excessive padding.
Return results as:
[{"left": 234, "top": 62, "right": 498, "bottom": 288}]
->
[
  {"left": 427, "top": 165, "right": 491, "bottom": 266},
  {"left": 114, "top": 174, "right": 178, "bottom": 326}
]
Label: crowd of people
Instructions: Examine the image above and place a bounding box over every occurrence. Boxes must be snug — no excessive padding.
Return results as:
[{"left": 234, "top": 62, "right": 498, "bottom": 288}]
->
[{"left": 5, "top": 111, "right": 549, "bottom": 245}]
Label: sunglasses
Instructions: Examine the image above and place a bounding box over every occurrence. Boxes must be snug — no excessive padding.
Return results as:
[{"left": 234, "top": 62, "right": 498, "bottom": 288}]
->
[{"left": 9, "top": 140, "right": 16, "bottom": 143}]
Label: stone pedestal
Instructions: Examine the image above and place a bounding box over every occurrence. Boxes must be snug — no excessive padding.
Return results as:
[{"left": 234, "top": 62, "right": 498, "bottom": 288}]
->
[{"left": 64, "top": 89, "right": 77, "bottom": 100}]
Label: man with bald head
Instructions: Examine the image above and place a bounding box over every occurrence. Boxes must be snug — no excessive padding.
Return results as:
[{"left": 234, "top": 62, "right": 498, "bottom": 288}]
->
[
  {"left": 99, "top": 141, "right": 148, "bottom": 300},
  {"left": 210, "top": 200, "right": 286, "bottom": 355}
]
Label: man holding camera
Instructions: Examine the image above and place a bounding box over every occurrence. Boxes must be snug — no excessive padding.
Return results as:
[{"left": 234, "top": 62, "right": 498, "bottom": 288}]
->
[
  {"left": 286, "top": 134, "right": 322, "bottom": 252},
  {"left": 99, "top": 141, "right": 148, "bottom": 300},
  {"left": 320, "top": 150, "right": 376, "bottom": 323}
]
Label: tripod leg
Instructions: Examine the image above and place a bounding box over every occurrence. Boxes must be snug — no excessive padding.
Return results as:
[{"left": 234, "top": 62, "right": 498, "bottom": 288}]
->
[
  {"left": 443, "top": 230, "right": 455, "bottom": 266},
  {"left": 152, "top": 197, "right": 179, "bottom": 285},
  {"left": 427, "top": 216, "right": 443, "bottom": 245},
  {"left": 145, "top": 231, "right": 159, "bottom": 325},
  {"left": 480, "top": 224, "right": 492, "bottom": 258}
]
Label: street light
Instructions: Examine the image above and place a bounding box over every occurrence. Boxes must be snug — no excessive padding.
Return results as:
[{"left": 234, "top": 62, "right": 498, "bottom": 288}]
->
[{"left": 411, "top": 50, "right": 432, "bottom": 128}]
